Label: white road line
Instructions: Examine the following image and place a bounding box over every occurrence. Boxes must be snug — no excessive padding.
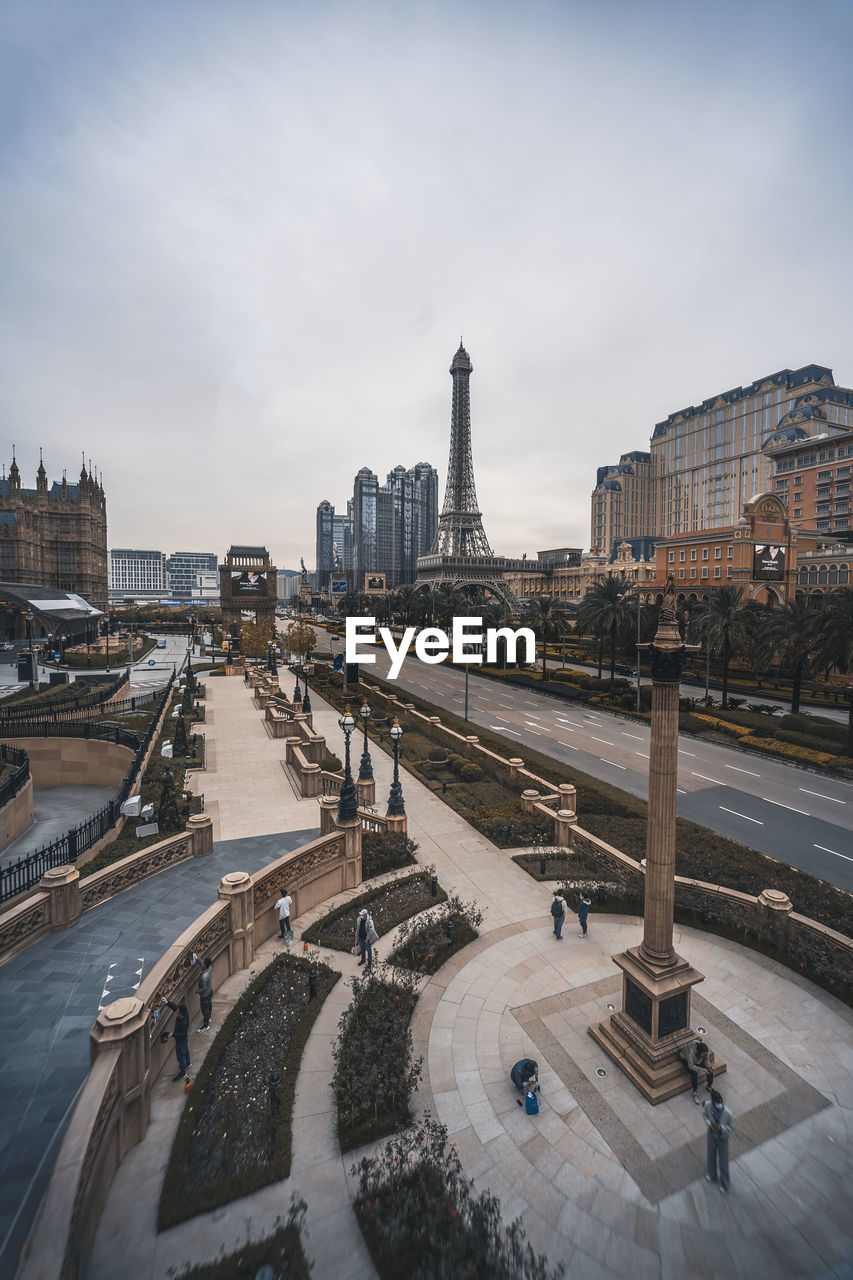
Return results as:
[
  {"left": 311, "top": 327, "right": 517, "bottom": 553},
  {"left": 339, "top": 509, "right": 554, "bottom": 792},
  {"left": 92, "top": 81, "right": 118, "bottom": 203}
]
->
[
  {"left": 622, "top": 732, "right": 644, "bottom": 740},
  {"left": 524, "top": 700, "right": 537, "bottom": 707},
  {"left": 692, "top": 772, "right": 722, "bottom": 785},
  {"left": 600, "top": 759, "right": 626, "bottom": 769},
  {"left": 493, "top": 715, "right": 508, "bottom": 723},
  {"left": 591, "top": 736, "right": 613, "bottom": 745},
  {"left": 719, "top": 805, "right": 763, "bottom": 825},
  {"left": 499, "top": 703, "right": 513, "bottom": 709},
  {"left": 762, "top": 797, "right": 809, "bottom": 816},
  {"left": 678, "top": 749, "right": 696, "bottom": 757},
  {"left": 556, "top": 724, "right": 575, "bottom": 732},
  {"left": 801, "top": 788, "right": 846, "bottom": 804},
  {"left": 725, "top": 764, "right": 760, "bottom": 777},
  {"left": 635, "top": 751, "right": 649, "bottom": 758},
  {"left": 500, "top": 727, "right": 522, "bottom": 735},
  {"left": 559, "top": 741, "right": 579, "bottom": 750},
  {"left": 814, "top": 843, "right": 853, "bottom": 863},
  {"left": 677, "top": 788, "right": 686, "bottom": 795}
]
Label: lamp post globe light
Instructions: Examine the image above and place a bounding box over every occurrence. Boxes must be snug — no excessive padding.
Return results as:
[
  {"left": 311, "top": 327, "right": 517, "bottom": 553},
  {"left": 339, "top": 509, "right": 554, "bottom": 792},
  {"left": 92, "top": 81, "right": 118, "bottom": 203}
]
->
[
  {"left": 300, "top": 661, "right": 311, "bottom": 713},
  {"left": 337, "top": 705, "right": 359, "bottom": 823},
  {"left": 387, "top": 717, "right": 405, "bottom": 817},
  {"left": 292, "top": 663, "right": 302, "bottom": 703},
  {"left": 358, "top": 700, "right": 373, "bottom": 782},
  {"left": 25, "top": 610, "right": 35, "bottom": 689}
]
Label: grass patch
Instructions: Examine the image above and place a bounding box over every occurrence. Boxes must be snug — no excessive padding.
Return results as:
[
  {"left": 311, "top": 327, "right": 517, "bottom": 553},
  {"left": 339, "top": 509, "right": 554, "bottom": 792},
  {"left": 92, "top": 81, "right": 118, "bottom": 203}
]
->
[
  {"left": 158, "top": 954, "right": 339, "bottom": 1230},
  {"left": 301, "top": 869, "right": 446, "bottom": 952}
]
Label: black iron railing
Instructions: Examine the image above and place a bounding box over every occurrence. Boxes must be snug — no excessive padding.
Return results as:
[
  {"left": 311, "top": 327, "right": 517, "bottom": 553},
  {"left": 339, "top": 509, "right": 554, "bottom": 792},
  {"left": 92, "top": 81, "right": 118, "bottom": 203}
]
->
[
  {"left": 0, "top": 744, "right": 30, "bottom": 809},
  {"left": 0, "top": 668, "right": 178, "bottom": 904},
  {"left": 0, "top": 670, "right": 128, "bottom": 723}
]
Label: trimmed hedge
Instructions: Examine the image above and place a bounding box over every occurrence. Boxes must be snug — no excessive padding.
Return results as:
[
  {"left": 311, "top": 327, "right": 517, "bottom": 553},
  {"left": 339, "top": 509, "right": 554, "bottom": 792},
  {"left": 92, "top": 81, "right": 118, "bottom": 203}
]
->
[
  {"left": 158, "top": 954, "right": 339, "bottom": 1229},
  {"left": 300, "top": 869, "right": 446, "bottom": 951},
  {"left": 389, "top": 895, "right": 482, "bottom": 974}
]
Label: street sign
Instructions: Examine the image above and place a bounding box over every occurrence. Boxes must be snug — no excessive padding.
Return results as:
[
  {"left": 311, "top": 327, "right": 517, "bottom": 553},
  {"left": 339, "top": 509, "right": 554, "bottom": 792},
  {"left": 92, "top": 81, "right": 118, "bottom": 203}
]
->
[
  {"left": 54, "top": 652, "right": 61, "bottom": 662},
  {"left": 148, "top": 659, "right": 156, "bottom": 666}
]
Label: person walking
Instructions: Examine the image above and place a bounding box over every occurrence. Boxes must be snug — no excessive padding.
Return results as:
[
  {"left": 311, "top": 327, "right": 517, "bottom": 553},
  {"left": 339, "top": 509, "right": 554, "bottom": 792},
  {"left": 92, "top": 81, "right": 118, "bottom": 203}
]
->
[
  {"left": 197, "top": 957, "right": 213, "bottom": 1032},
  {"left": 703, "top": 1088, "right": 734, "bottom": 1193},
  {"left": 165, "top": 1000, "right": 191, "bottom": 1080},
  {"left": 355, "top": 908, "right": 378, "bottom": 967},
  {"left": 578, "top": 893, "right": 591, "bottom": 938},
  {"left": 550, "top": 891, "right": 566, "bottom": 940},
  {"left": 680, "top": 1037, "right": 715, "bottom": 1103},
  {"left": 274, "top": 887, "right": 293, "bottom": 939}
]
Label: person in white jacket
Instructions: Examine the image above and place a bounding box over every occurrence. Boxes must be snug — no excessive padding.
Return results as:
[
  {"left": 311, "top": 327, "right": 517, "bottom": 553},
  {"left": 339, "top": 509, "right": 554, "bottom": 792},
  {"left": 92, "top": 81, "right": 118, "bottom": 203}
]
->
[
  {"left": 703, "top": 1089, "right": 734, "bottom": 1193},
  {"left": 355, "top": 908, "right": 378, "bottom": 967}
]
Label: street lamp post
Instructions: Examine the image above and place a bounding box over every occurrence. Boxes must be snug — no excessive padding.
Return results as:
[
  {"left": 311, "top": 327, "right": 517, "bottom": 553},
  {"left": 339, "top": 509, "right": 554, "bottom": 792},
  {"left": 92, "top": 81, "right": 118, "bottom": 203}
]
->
[
  {"left": 337, "top": 706, "right": 359, "bottom": 823},
  {"left": 387, "top": 718, "right": 405, "bottom": 816},
  {"left": 636, "top": 587, "right": 642, "bottom": 713},
  {"left": 292, "top": 664, "right": 302, "bottom": 703},
  {"left": 25, "top": 610, "right": 35, "bottom": 689},
  {"left": 301, "top": 663, "right": 311, "bottom": 713},
  {"left": 105, "top": 614, "right": 111, "bottom": 673},
  {"left": 358, "top": 701, "right": 373, "bottom": 781}
]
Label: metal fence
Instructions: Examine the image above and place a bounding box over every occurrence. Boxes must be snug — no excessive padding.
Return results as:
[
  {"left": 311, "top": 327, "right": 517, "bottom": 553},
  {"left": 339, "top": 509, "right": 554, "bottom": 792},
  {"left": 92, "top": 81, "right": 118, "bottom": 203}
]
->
[
  {"left": 0, "top": 670, "right": 136, "bottom": 726},
  {"left": 0, "top": 744, "right": 30, "bottom": 809},
  {"left": 0, "top": 669, "right": 177, "bottom": 904}
]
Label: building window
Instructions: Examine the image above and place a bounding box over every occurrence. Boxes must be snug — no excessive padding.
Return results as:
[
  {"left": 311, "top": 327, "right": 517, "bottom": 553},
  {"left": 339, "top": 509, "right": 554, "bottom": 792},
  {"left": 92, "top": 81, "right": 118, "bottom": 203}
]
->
[
  {"left": 793, "top": 491, "right": 802, "bottom": 502},
  {"left": 690, "top": 549, "right": 697, "bottom": 561},
  {"left": 679, "top": 551, "right": 685, "bottom": 562},
  {"left": 793, "top": 508, "right": 802, "bottom": 518},
  {"left": 0, "top": 545, "right": 13, "bottom": 570},
  {"left": 714, "top": 547, "right": 722, "bottom": 559},
  {"left": 714, "top": 566, "right": 721, "bottom": 578},
  {"left": 678, "top": 568, "right": 685, "bottom": 578},
  {"left": 668, "top": 551, "right": 675, "bottom": 563},
  {"left": 701, "top": 567, "right": 708, "bottom": 578},
  {"left": 690, "top": 567, "right": 697, "bottom": 578},
  {"left": 702, "top": 548, "right": 709, "bottom": 560},
  {"left": 726, "top": 566, "right": 732, "bottom": 577},
  {"left": 818, "top": 470, "right": 832, "bottom": 481},
  {"left": 727, "top": 546, "right": 733, "bottom": 558}
]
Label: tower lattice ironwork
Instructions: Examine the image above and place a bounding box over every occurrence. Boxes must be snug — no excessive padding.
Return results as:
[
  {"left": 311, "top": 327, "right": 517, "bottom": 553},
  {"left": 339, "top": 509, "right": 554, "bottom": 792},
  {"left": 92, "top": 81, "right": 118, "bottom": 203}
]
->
[
  {"left": 417, "top": 342, "right": 518, "bottom": 611},
  {"left": 431, "top": 343, "right": 493, "bottom": 557}
]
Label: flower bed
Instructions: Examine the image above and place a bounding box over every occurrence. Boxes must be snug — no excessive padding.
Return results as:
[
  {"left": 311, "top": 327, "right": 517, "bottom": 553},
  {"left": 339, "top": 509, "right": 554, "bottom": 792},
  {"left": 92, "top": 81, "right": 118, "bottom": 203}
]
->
[
  {"left": 158, "top": 954, "right": 340, "bottom": 1229},
  {"left": 353, "top": 1113, "right": 564, "bottom": 1280},
  {"left": 389, "top": 895, "right": 483, "bottom": 974},
  {"left": 361, "top": 829, "right": 419, "bottom": 879},
  {"left": 301, "top": 869, "right": 446, "bottom": 952},
  {"left": 171, "top": 1200, "right": 310, "bottom": 1279},
  {"left": 333, "top": 962, "right": 422, "bottom": 1152}
]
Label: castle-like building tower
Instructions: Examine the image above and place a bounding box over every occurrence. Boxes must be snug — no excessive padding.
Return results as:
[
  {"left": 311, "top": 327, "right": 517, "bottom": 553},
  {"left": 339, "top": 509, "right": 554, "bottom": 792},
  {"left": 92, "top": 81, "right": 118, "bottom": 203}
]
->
[
  {"left": 417, "top": 342, "right": 517, "bottom": 609},
  {"left": 0, "top": 451, "right": 108, "bottom": 606}
]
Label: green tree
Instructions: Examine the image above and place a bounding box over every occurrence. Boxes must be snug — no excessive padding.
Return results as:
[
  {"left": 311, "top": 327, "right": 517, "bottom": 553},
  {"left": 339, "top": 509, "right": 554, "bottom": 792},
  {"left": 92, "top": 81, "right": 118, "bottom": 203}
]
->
[
  {"left": 283, "top": 619, "right": 315, "bottom": 661},
  {"left": 522, "top": 596, "right": 563, "bottom": 682},
  {"left": 756, "top": 596, "right": 819, "bottom": 715},
  {"left": 576, "top": 575, "right": 636, "bottom": 686},
  {"left": 240, "top": 617, "right": 274, "bottom": 658},
  {"left": 813, "top": 587, "right": 853, "bottom": 753},
  {"left": 687, "top": 585, "right": 749, "bottom": 709}
]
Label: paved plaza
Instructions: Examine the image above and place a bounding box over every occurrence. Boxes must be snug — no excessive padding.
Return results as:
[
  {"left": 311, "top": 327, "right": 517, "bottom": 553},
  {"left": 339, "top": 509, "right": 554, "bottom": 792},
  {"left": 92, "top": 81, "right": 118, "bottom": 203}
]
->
[{"left": 77, "top": 675, "right": 853, "bottom": 1280}]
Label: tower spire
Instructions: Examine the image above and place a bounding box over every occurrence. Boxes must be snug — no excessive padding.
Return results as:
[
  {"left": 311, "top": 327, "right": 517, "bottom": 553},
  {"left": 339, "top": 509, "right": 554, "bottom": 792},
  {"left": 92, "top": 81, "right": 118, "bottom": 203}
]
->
[{"left": 430, "top": 340, "right": 493, "bottom": 557}]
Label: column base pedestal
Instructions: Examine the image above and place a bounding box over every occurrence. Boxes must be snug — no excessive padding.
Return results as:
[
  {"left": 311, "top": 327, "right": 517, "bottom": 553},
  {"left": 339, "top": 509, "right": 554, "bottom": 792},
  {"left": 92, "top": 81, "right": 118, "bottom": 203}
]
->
[{"left": 588, "top": 945, "right": 724, "bottom": 1104}]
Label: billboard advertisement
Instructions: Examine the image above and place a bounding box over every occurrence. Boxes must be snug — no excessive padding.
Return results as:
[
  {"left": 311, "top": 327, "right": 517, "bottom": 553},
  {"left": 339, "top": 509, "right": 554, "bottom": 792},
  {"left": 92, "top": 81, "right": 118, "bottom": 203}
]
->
[
  {"left": 364, "top": 573, "right": 387, "bottom": 593},
  {"left": 231, "top": 570, "right": 268, "bottom": 595},
  {"left": 331, "top": 579, "right": 348, "bottom": 596},
  {"left": 753, "top": 544, "right": 786, "bottom": 580}
]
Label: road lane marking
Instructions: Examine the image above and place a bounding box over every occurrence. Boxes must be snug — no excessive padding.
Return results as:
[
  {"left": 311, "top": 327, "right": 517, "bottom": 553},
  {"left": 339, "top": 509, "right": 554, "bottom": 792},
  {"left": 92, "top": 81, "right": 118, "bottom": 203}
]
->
[
  {"left": 814, "top": 843, "right": 853, "bottom": 863},
  {"left": 559, "top": 741, "right": 579, "bottom": 750},
  {"left": 525, "top": 729, "right": 542, "bottom": 735},
  {"left": 801, "top": 788, "right": 846, "bottom": 804},
  {"left": 677, "top": 788, "right": 686, "bottom": 794},
  {"left": 524, "top": 700, "right": 537, "bottom": 707},
  {"left": 692, "top": 772, "right": 723, "bottom": 785},
  {"left": 725, "top": 764, "right": 760, "bottom": 777},
  {"left": 678, "top": 749, "right": 696, "bottom": 757},
  {"left": 622, "top": 732, "right": 644, "bottom": 740},
  {"left": 600, "top": 759, "right": 626, "bottom": 769},
  {"left": 555, "top": 724, "right": 575, "bottom": 732},
  {"left": 635, "top": 751, "right": 649, "bottom": 758},
  {"left": 499, "top": 703, "right": 513, "bottom": 709},
  {"left": 500, "top": 727, "right": 521, "bottom": 735},
  {"left": 719, "top": 805, "right": 763, "bottom": 825},
  {"left": 493, "top": 715, "right": 508, "bottom": 723},
  {"left": 591, "top": 736, "right": 613, "bottom": 745},
  {"left": 762, "top": 797, "right": 809, "bottom": 816}
]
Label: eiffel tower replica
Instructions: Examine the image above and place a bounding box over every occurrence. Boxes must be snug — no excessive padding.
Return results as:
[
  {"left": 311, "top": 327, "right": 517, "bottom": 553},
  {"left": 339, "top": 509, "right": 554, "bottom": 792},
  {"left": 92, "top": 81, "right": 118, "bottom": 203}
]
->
[{"left": 417, "top": 341, "right": 518, "bottom": 611}]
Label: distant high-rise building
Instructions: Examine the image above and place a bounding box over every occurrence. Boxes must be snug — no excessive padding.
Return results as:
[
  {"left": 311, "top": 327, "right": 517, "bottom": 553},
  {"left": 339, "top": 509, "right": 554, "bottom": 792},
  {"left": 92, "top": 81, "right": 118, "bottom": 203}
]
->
[
  {"left": 109, "top": 548, "right": 167, "bottom": 599},
  {"left": 165, "top": 551, "right": 219, "bottom": 600},
  {"left": 316, "top": 500, "right": 336, "bottom": 589},
  {"left": 590, "top": 452, "right": 655, "bottom": 554}
]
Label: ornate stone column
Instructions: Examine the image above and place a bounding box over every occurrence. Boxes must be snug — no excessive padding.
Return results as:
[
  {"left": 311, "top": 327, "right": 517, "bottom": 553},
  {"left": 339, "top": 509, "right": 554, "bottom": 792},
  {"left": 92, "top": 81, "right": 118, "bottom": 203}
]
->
[
  {"left": 42, "top": 865, "right": 82, "bottom": 932},
  {"left": 90, "top": 996, "right": 151, "bottom": 1151},
  {"left": 589, "top": 577, "right": 722, "bottom": 1103},
  {"left": 218, "top": 871, "right": 255, "bottom": 970}
]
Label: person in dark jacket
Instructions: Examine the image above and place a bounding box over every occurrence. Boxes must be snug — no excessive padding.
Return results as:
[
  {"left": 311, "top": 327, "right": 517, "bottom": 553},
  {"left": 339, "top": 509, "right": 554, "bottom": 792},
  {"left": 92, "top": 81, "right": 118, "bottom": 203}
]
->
[
  {"left": 578, "top": 893, "right": 591, "bottom": 938},
  {"left": 197, "top": 958, "right": 213, "bottom": 1032},
  {"left": 166, "top": 1000, "right": 191, "bottom": 1080},
  {"left": 510, "top": 1058, "right": 540, "bottom": 1100},
  {"left": 550, "top": 891, "right": 566, "bottom": 939},
  {"left": 703, "top": 1089, "right": 734, "bottom": 1193},
  {"left": 680, "top": 1038, "right": 715, "bottom": 1103}
]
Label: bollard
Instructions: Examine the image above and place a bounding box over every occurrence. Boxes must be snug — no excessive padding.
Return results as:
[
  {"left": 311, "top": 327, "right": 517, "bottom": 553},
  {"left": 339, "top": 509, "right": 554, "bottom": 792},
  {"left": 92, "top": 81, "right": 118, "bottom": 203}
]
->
[
  {"left": 441, "top": 780, "right": 447, "bottom": 794},
  {"left": 597, "top": 883, "right": 605, "bottom": 907},
  {"left": 539, "top": 853, "right": 547, "bottom": 876},
  {"left": 308, "top": 969, "right": 319, "bottom": 1000},
  {"left": 501, "top": 824, "right": 510, "bottom": 846},
  {"left": 431, "top": 874, "right": 438, "bottom": 897},
  {"left": 701, "top": 898, "right": 710, "bottom": 924},
  {"left": 445, "top": 918, "right": 455, "bottom": 944}
]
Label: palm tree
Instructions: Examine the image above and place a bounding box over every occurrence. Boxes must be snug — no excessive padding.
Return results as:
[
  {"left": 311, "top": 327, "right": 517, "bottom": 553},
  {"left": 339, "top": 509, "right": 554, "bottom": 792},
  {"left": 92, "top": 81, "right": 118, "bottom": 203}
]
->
[
  {"left": 522, "top": 596, "right": 563, "bottom": 681},
  {"left": 433, "top": 586, "right": 467, "bottom": 630},
  {"left": 688, "top": 585, "right": 749, "bottom": 710},
  {"left": 755, "top": 596, "right": 820, "bottom": 715},
  {"left": 813, "top": 588, "right": 853, "bottom": 753},
  {"left": 575, "top": 575, "right": 636, "bottom": 686}
]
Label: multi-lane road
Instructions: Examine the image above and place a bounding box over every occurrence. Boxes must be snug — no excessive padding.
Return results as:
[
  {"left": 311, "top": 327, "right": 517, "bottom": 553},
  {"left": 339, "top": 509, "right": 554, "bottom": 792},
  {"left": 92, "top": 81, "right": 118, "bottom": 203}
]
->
[{"left": 316, "top": 632, "right": 853, "bottom": 893}]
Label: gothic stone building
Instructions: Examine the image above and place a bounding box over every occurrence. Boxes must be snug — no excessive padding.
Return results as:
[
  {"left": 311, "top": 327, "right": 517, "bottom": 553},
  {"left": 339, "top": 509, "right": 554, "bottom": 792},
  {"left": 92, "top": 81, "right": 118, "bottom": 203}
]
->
[{"left": 0, "top": 454, "right": 108, "bottom": 605}]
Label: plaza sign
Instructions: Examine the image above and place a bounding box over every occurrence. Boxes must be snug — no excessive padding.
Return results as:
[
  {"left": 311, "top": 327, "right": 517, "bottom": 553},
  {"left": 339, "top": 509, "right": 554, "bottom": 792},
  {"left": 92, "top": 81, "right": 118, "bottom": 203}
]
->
[{"left": 345, "top": 616, "right": 535, "bottom": 681}]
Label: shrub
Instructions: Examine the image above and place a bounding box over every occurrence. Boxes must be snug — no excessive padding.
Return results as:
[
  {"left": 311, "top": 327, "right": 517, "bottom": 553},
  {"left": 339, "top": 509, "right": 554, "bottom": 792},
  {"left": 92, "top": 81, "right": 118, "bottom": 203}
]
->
[
  {"left": 320, "top": 752, "right": 342, "bottom": 772},
  {"left": 428, "top": 748, "right": 448, "bottom": 762},
  {"left": 459, "top": 762, "right": 482, "bottom": 782},
  {"left": 780, "top": 713, "right": 848, "bottom": 746},
  {"left": 353, "top": 1113, "right": 565, "bottom": 1280},
  {"left": 390, "top": 895, "right": 483, "bottom": 974},
  {"left": 170, "top": 1199, "right": 311, "bottom": 1279},
  {"left": 738, "top": 735, "right": 838, "bottom": 766},
  {"left": 691, "top": 713, "right": 752, "bottom": 738},
  {"left": 300, "top": 869, "right": 445, "bottom": 950},
  {"left": 447, "top": 753, "right": 467, "bottom": 774},
  {"left": 361, "top": 830, "right": 419, "bottom": 879},
  {"left": 158, "top": 954, "right": 339, "bottom": 1228},
  {"left": 332, "top": 962, "right": 422, "bottom": 1151}
]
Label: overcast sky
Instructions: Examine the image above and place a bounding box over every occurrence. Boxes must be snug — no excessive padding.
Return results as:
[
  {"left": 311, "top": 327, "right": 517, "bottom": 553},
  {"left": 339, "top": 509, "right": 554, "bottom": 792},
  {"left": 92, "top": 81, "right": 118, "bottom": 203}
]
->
[{"left": 1, "top": 0, "right": 851, "bottom": 568}]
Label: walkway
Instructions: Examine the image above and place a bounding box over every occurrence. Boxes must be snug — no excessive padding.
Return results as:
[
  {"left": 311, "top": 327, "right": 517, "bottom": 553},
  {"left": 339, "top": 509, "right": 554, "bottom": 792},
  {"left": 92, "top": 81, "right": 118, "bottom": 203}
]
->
[
  {"left": 88, "top": 675, "right": 853, "bottom": 1280},
  {"left": 0, "top": 784, "right": 115, "bottom": 869}
]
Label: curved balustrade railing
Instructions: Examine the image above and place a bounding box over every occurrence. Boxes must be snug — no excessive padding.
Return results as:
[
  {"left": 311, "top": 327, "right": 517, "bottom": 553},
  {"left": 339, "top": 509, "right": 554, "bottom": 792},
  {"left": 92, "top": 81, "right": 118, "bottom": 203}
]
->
[{"left": 0, "top": 744, "right": 30, "bottom": 809}]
